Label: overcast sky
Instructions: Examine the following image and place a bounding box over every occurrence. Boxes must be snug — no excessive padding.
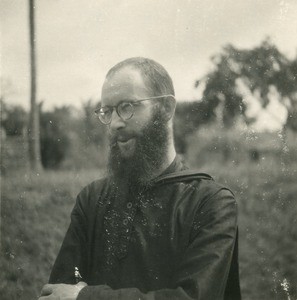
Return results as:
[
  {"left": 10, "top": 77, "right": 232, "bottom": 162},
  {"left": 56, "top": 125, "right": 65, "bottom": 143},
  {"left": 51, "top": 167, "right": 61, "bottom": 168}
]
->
[{"left": 1, "top": 0, "right": 297, "bottom": 128}]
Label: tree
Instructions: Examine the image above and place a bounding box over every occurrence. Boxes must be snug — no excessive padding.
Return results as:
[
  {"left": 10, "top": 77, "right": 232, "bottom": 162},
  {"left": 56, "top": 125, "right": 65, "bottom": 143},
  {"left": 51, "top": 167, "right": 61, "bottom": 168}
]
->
[
  {"left": 273, "top": 56, "right": 297, "bottom": 131},
  {"left": 28, "top": 0, "right": 42, "bottom": 171},
  {"left": 197, "top": 39, "right": 297, "bottom": 130}
]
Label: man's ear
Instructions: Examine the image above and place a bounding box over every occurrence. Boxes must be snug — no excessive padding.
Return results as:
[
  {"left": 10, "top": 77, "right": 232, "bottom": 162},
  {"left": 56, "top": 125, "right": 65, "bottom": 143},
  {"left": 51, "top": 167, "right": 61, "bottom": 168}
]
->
[{"left": 161, "top": 96, "right": 176, "bottom": 121}]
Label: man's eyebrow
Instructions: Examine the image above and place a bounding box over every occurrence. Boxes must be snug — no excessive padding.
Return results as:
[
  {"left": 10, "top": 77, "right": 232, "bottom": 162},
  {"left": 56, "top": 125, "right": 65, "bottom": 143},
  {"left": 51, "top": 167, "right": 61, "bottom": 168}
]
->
[
  {"left": 100, "top": 99, "right": 133, "bottom": 108},
  {"left": 115, "top": 98, "right": 141, "bottom": 104},
  {"left": 120, "top": 98, "right": 138, "bottom": 102}
]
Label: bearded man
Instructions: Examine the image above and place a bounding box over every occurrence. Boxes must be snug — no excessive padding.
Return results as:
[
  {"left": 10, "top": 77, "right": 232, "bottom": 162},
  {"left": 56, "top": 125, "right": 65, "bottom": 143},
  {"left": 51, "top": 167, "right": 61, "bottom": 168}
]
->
[{"left": 39, "top": 57, "right": 241, "bottom": 300}]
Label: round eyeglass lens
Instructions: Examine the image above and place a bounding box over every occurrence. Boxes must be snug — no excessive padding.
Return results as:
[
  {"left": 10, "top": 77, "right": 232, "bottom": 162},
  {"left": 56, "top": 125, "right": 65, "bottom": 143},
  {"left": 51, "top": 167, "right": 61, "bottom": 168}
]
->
[
  {"left": 118, "top": 102, "right": 134, "bottom": 120},
  {"left": 98, "top": 108, "right": 112, "bottom": 124}
]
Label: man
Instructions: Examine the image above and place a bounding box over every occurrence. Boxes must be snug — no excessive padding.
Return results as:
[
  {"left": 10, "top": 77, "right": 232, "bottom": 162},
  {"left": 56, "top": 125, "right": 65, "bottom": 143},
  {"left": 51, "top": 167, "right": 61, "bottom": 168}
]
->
[{"left": 39, "top": 57, "right": 241, "bottom": 300}]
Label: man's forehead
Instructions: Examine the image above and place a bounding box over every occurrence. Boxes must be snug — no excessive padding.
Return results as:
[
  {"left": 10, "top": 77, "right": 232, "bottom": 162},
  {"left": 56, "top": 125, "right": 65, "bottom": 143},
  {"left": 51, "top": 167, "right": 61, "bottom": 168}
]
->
[
  {"left": 104, "top": 66, "right": 145, "bottom": 88},
  {"left": 101, "top": 67, "right": 150, "bottom": 102}
]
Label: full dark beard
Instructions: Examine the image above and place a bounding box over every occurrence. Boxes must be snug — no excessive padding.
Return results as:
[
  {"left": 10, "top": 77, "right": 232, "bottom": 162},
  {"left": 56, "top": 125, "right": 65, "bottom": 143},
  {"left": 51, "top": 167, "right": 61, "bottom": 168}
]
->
[{"left": 107, "top": 110, "right": 169, "bottom": 190}]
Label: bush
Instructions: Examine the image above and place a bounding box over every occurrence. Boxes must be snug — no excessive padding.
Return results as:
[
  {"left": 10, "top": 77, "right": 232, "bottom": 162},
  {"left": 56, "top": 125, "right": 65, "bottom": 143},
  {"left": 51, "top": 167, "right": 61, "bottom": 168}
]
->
[
  {"left": 174, "top": 101, "right": 215, "bottom": 154},
  {"left": 186, "top": 125, "right": 247, "bottom": 167},
  {"left": 39, "top": 101, "right": 108, "bottom": 170},
  {"left": 1, "top": 101, "right": 27, "bottom": 136},
  {"left": 40, "top": 107, "right": 72, "bottom": 168},
  {"left": 185, "top": 124, "right": 296, "bottom": 168}
]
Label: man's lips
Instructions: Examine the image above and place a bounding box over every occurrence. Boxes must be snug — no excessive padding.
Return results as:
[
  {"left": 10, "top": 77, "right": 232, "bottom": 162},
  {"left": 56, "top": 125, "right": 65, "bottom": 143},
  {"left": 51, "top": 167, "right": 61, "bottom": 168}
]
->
[
  {"left": 117, "top": 136, "right": 131, "bottom": 143},
  {"left": 115, "top": 133, "right": 136, "bottom": 142},
  {"left": 117, "top": 138, "right": 135, "bottom": 145},
  {"left": 110, "top": 133, "right": 136, "bottom": 148}
]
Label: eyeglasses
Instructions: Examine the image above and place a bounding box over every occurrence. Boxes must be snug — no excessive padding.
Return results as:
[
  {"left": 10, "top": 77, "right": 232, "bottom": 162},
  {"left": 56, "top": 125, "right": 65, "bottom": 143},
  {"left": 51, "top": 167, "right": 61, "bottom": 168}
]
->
[{"left": 95, "top": 94, "right": 174, "bottom": 125}]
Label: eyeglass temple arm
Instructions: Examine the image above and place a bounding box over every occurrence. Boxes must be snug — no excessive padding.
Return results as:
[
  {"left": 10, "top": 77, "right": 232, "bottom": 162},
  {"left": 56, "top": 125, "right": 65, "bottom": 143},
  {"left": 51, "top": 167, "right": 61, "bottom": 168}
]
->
[{"left": 95, "top": 94, "right": 175, "bottom": 113}]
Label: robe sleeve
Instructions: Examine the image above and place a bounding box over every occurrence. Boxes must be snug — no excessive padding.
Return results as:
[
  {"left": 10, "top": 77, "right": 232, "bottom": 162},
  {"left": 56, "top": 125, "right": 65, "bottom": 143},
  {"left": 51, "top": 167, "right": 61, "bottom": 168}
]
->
[
  {"left": 49, "top": 186, "right": 89, "bottom": 284},
  {"left": 77, "top": 188, "right": 240, "bottom": 300}
]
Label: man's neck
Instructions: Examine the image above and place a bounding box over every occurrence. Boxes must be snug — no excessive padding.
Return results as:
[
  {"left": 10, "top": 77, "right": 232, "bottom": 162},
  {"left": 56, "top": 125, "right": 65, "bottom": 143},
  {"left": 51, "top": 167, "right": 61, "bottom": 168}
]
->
[{"left": 151, "top": 139, "right": 176, "bottom": 181}]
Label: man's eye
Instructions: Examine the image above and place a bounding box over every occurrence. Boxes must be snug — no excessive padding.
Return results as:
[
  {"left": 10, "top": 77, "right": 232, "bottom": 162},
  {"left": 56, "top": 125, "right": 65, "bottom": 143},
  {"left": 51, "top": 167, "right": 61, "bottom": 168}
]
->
[
  {"left": 101, "top": 108, "right": 111, "bottom": 115},
  {"left": 121, "top": 102, "right": 133, "bottom": 109}
]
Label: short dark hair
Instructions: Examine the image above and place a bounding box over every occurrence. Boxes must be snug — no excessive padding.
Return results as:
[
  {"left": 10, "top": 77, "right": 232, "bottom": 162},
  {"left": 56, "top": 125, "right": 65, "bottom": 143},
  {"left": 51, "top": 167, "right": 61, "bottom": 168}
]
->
[{"left": 106, "top": 57, "right": 175, "bottom": 97}]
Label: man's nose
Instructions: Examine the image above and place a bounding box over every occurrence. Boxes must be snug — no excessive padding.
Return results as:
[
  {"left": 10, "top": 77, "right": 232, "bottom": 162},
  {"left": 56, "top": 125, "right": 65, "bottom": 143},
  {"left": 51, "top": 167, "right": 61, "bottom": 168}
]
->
[{"left": 109, "top": 109, "right": 126, "bottom": 131}]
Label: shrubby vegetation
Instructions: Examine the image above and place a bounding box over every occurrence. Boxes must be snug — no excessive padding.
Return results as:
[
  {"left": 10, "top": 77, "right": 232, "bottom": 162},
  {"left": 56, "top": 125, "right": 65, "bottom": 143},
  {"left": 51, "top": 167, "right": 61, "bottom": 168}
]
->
[
  {"left": 40, "top": 107, "right": 72, "bottom": 168},
  {"left": 1, "top": 99, "right": 107, "bottom": 170},
  {"left": 1, "top": 101, "right": 27, "bottom": 136}
]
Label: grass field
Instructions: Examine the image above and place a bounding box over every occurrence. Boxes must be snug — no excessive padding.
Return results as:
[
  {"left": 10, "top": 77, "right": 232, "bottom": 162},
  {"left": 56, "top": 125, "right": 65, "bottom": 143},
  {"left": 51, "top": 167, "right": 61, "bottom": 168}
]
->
[{"left": 1, "top": 137, "right": 297, "bottom": 299}]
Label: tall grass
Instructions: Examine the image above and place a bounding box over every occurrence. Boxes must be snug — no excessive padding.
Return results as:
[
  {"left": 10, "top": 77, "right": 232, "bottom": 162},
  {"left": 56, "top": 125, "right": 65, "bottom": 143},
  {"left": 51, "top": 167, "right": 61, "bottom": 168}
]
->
[{"left": 0, "top": 169, "right": 102, "bottom": 299}]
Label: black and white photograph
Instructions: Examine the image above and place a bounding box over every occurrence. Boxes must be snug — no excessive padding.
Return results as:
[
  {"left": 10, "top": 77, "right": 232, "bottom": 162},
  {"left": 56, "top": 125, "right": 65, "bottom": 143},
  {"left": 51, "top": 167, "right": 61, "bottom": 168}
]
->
[{"left": 1, "top": 1, "right": 296, "bottom": 299}]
